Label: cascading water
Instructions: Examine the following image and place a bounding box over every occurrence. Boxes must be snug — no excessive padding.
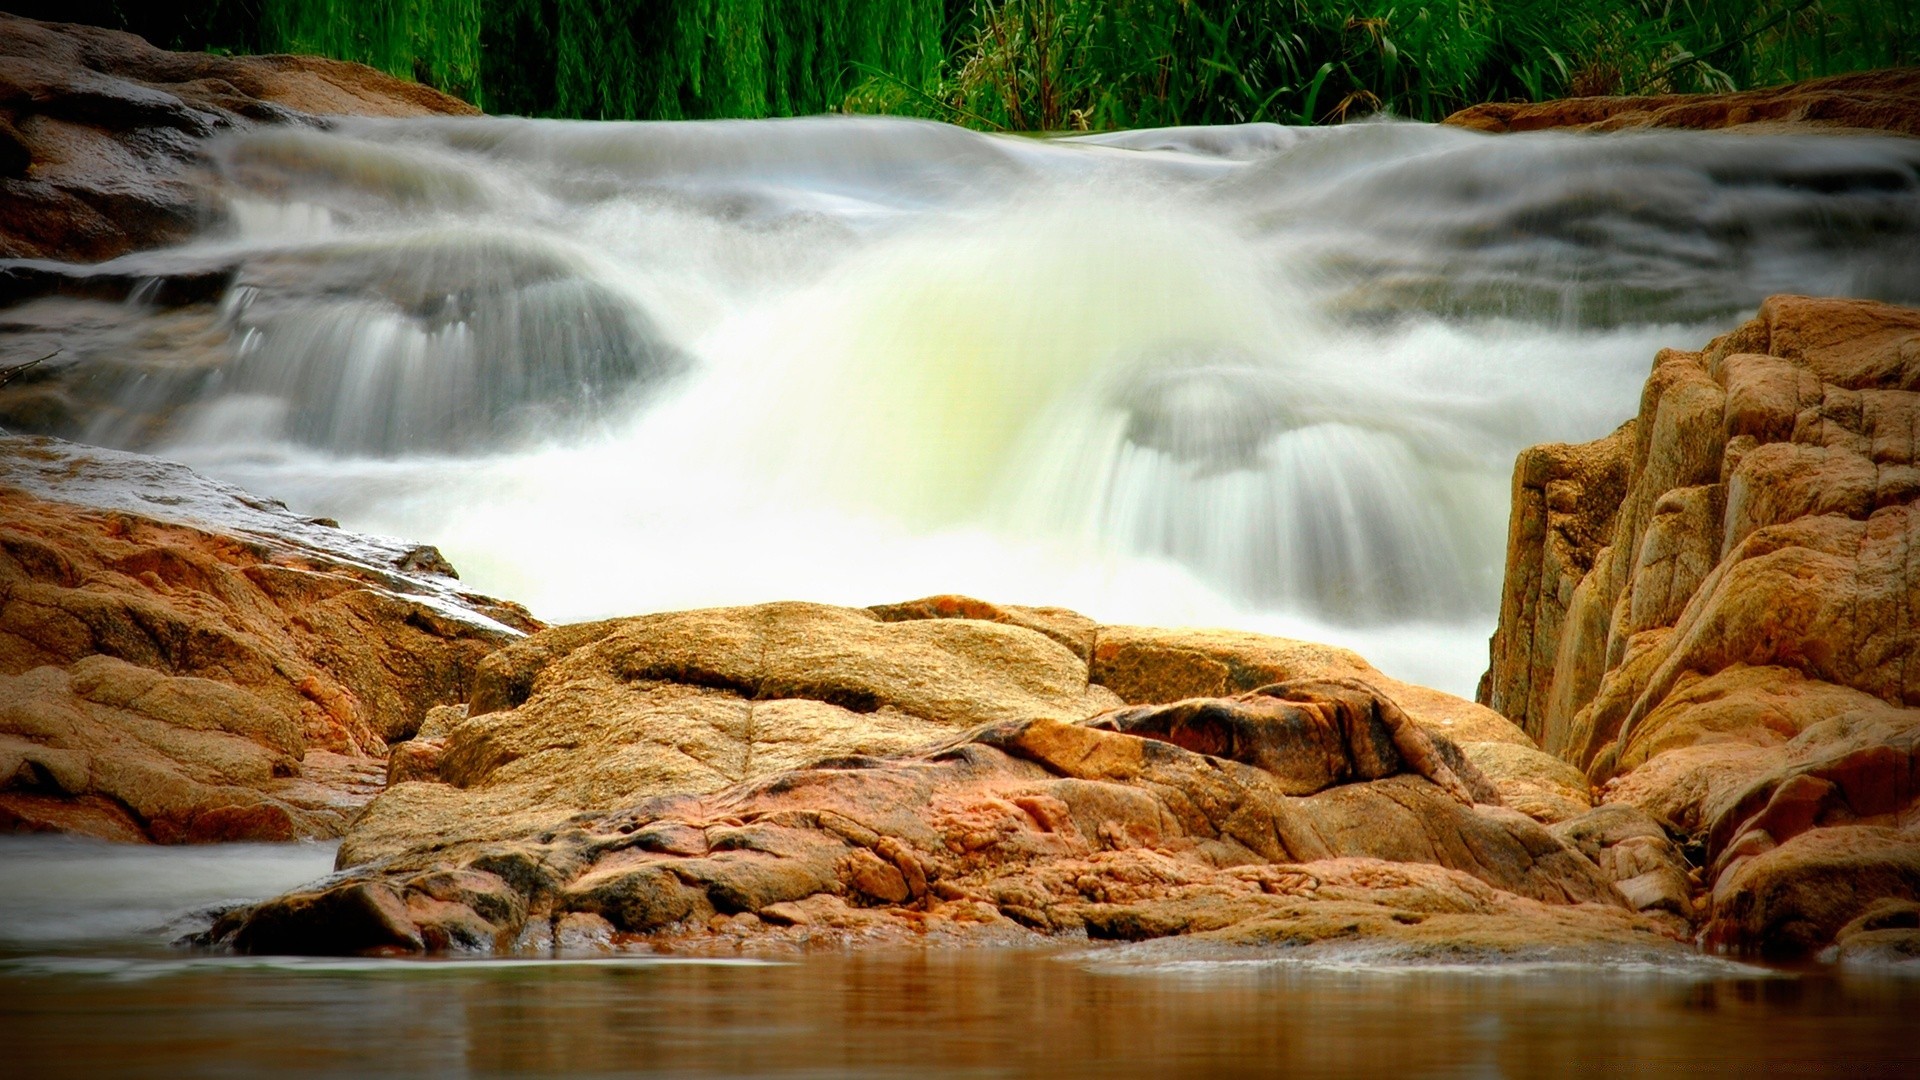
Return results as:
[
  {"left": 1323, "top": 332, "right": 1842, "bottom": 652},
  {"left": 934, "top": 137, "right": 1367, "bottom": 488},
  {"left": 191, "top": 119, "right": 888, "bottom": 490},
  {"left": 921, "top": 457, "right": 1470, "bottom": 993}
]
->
[{"left": 28, "top": 114, "right": 1920, "bottom": 696}]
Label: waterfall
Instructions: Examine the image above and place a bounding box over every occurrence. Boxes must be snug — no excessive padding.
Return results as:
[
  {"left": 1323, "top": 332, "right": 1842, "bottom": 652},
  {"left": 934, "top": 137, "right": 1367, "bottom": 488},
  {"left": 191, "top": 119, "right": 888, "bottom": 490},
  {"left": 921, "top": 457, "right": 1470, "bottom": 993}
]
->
[{"left": 32, "top": 114, "right": 1920, "bottom": 695}]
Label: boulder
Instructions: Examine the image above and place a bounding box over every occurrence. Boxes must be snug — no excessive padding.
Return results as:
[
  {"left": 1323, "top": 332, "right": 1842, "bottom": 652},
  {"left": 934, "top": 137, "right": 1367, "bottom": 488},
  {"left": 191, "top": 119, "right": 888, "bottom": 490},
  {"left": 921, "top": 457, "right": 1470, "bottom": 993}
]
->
[
  {"left": 211, "top": 650, "right": 1675, "bottom": 957},
  {"left": 0, "top": 13, "right": 475, "bottom": 263},
  {"left": 0, "top": 434, "right": 533, "bottom": 841},
  {"left": 1444, "top": 68, "right": 1920, "bottom": 137},
  {"left": 1482, "top": 295, "right": 1920, "bottom": 956},
  {"left": 346, "top": 597, "right": 1550, "bottom": 867}
]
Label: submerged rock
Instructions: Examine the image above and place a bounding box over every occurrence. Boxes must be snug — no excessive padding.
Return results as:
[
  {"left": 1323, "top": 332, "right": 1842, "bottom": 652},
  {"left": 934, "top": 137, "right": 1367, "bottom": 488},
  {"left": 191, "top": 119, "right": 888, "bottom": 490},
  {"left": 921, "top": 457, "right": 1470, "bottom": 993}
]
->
[
  {"left": 0, "top": 434, "right": 534, "bottom": 842},
  {"left": 1483, "top": 294, "right": 1920, "bottom": 957}
]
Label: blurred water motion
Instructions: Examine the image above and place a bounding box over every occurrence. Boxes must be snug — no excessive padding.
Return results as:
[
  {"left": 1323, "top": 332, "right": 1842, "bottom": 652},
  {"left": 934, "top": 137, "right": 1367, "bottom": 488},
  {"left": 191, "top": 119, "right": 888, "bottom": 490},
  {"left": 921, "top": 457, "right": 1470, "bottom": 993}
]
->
[{"left": 16, "top": 114, "right": 1918, "bottom": 696}]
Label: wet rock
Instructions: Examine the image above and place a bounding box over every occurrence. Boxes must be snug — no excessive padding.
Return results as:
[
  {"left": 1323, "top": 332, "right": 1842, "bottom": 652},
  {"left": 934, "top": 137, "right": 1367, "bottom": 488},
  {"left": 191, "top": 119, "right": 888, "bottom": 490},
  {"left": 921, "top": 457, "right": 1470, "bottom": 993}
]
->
[
  {"left": 0, "top": 434, "right": 534, "bottom": 841},
  {"left": 227, "top": 881, "right": 424, "bottom": 956},
  {"left": 1483, "top": 295, "right": 1920, "bottom": 956},
  {"left": 0, "top": 14, "right": 475, "bottom": 263},
  {"left": 1445, "top": 69, "right": 1920, "bottom": 137}
]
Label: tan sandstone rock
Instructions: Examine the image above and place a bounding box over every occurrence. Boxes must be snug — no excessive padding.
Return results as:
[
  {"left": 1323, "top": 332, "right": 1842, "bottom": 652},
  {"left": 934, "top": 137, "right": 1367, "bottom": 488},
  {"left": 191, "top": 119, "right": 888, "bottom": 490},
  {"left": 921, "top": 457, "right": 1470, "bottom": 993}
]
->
[
  {"left": 212, "top": 675, "right": 1666, "bottom": 958},
  {"left": 1482, "top": 295, "right": 1920, "bottom": 956},
  {"left": 349, "top": 597, "right": 1557, "bottom": 866},
  {"left": 0, "top": 434, "right": 533, "bottom": 841}
]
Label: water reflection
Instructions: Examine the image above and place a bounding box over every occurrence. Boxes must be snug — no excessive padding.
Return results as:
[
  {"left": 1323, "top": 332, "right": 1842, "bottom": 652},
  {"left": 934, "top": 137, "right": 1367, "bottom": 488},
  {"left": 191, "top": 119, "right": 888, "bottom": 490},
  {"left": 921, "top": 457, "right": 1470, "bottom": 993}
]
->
[{"left": 3, "top": 948, "right": 1915, "bottom": 1078}]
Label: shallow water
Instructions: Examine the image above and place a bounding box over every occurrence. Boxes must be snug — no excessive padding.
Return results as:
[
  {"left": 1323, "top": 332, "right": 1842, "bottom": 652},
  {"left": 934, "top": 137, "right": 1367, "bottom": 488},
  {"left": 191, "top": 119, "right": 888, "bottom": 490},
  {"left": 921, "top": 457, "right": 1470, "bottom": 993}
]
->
[
  {"left": 1, "top": 838, "right": 1916, "bottom": 1078},
  {"left": 8, "top": 930, "right": 1920, "bottom": 1078}
]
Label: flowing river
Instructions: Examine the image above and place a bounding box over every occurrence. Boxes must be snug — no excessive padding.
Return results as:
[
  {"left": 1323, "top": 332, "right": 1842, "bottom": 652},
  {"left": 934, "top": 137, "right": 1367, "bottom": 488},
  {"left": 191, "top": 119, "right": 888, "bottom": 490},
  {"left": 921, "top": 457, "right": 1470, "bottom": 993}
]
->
[
  {"left": 30, "top": 114, "right": 1920, "bottom": 696},
  {"left": 6, "top": 116, "right": 1920, "bottom": 1073}
]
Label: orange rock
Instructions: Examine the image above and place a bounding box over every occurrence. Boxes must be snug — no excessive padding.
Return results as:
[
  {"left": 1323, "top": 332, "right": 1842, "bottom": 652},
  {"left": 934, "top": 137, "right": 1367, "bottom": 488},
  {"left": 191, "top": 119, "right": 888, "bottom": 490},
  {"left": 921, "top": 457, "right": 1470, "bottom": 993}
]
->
[
  {"left": 1484, "top": 295, "right": 1920, "bottom": 956},
  {"left": 0, "top": 434, "right": 532, "bottom": 842},
  {"left": 211, "top": 676, "right": 1659, "bottom": 957},
  {"left": 1444, "top": 69, "right": 1920, "bottom": 138}
]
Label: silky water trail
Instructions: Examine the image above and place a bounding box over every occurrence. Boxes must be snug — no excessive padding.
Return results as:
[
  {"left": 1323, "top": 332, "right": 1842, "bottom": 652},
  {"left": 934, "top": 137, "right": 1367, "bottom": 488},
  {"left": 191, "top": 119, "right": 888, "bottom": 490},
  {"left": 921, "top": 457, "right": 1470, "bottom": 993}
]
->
[
  {"left": 4, "top": 117, "right": 1920, "bottom": 1078},
  {"left": 45, "top": 114, "right": 1920, "bottom": 697}
]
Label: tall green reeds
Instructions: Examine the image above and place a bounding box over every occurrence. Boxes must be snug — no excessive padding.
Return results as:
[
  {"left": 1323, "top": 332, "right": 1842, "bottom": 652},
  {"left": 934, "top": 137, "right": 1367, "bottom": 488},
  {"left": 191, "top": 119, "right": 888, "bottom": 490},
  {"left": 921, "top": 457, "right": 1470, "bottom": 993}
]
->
[
  {"left": 848, "top": 0, "right": 1920, "bottom": 128},
  {"left": 21, "top": 0, "right": 1917, "bottom": 127},
  {"left": 263, "top": 0, "right": 485, "bottom": 102},
  {"left": 252, "top": 0, "right": 942, "bottom": 118}
]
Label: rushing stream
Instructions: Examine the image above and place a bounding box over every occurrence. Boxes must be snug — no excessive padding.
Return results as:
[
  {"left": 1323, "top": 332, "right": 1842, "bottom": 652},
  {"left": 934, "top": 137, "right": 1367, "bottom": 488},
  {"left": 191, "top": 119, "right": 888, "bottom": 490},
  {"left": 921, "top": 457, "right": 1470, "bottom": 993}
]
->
[{"left": 28, "top": 115, "right": 1920, "bottom": 696}]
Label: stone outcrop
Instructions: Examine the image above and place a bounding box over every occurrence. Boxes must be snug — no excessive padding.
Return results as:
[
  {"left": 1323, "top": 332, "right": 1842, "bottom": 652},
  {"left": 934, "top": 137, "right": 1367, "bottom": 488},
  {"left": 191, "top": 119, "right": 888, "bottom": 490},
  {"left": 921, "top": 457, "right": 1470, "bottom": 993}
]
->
[
  {"left": 0, "top": 13, "right": 476, "bottom": 263},
  {"left": 202, "top": 597, "right": 1693, "bottom": 958},
  {"left": 1444, "top": 68, "right": 1920, "bottom": 137},
  {"left": 1482, "top": 295, "right": 1920, "bottom": 957},
  {"left": 0, "top": 434, "right": 534, "bottom": 842},
  {"left": 340, "top": 596, "right": 1585, "bottom": 868}
]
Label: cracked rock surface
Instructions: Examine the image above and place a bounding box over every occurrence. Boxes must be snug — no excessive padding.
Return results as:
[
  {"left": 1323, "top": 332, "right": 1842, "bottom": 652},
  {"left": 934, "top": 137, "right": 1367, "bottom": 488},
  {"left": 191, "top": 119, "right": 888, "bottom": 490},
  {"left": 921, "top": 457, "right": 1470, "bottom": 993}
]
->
[
  {"left": 1484, "top": 295, "right": 1920, "bottom": 959},
  {"left": 207, "top": 603, "right": 1684, "bottom": 959}
]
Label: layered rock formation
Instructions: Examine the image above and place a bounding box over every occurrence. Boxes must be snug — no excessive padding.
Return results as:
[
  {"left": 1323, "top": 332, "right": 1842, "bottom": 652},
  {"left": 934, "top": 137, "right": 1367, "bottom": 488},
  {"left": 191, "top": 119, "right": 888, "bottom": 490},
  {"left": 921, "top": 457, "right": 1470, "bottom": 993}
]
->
[
  {"left": 1444, "top": 68, "right": 1920, "bottom": 137},
  {"left": 339, "top": 597, "right": 1582, "bottom": 867},
  {"left": 1484, "top": 295, "right": 1920, "bottom": 960},
  {"left": 0, "top": 434, "right": 534, "bottom": 842},
  {"left": 0, "top": 13, "right": 476, "bottom": 263},
  {"left": 200, "top": 596, "right": 1691, "bottom": 958}
]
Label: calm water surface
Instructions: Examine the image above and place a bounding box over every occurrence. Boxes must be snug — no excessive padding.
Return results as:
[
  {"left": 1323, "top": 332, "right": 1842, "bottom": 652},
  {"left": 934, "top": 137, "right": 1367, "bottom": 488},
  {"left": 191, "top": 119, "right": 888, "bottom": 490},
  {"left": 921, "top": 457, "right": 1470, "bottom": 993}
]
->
[
  {"left": 0, "top": 838, "right": 1915, "bottom": 1078},
  {"left": 5, "top": 948, "right": 1920, "bottom": 1078}
]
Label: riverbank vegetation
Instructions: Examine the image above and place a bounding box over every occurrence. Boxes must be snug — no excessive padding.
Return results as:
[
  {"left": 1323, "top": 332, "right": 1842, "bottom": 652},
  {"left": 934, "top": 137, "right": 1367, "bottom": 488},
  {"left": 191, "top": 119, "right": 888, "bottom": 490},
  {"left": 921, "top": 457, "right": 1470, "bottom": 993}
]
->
[{"left": 20, "top": 0, "right": 1918, "bottom": 126}]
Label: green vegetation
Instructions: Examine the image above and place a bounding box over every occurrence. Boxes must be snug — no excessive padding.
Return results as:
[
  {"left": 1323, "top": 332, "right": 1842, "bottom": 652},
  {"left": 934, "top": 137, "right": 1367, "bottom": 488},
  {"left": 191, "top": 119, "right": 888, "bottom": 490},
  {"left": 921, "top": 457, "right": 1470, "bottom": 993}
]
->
[{"left": 17, "top": 0, "right": 1917, "bottom": 127}]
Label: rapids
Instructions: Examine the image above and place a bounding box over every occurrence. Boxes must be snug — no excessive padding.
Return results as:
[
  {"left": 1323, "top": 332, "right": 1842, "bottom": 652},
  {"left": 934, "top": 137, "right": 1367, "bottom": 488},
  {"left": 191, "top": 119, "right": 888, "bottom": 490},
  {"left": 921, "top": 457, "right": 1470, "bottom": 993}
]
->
[{"left": 43, "top": 115, "right": 1920, "bottom": 695}]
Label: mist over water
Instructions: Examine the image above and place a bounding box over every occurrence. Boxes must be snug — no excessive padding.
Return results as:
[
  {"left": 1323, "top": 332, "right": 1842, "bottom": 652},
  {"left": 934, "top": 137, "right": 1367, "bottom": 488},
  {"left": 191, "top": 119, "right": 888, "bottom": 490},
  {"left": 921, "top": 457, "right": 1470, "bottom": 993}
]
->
[{"left": 60, "top": 115, "right": 1920, "bottom": 696}]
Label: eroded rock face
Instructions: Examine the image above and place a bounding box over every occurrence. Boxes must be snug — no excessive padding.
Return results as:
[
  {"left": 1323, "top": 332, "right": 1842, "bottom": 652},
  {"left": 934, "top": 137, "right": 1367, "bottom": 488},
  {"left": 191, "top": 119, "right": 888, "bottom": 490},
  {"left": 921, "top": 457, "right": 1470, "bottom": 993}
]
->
[
  {"left": 209, "top": 673, "right": 1671, "bottom": 958},
  {"left": 1444, "top": 68, "right": 1920, "bottom": 137},
  {"left": 345, "top": 595, "right": 1580, "bottom": 868},
  {"left": 0, "top": 434, "right": 534, "bottom": 841},
  {"left": 1482, "top": 295, "right": 1920, "bottom": 956},
  {"left": 0, "top": 14, "right": 475, "bottom": 263}
]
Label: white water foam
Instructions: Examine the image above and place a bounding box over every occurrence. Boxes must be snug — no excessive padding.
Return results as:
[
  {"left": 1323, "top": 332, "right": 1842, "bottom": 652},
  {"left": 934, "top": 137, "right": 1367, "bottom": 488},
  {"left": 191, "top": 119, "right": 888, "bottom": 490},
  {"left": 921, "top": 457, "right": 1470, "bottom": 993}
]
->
[{"left": 46, "top": 116, "right": 1920, "bottom": 697}]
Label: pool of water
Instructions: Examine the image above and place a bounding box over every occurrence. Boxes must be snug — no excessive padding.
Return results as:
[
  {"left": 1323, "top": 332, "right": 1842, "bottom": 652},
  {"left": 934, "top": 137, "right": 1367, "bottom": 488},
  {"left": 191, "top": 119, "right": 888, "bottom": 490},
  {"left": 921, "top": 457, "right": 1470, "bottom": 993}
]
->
[
  {"left": 5, "top": 945, "right": 1918, "bottom": 1078},
  {"left": 0, "top": 837, "right": 1915, "bottom": 1079}
]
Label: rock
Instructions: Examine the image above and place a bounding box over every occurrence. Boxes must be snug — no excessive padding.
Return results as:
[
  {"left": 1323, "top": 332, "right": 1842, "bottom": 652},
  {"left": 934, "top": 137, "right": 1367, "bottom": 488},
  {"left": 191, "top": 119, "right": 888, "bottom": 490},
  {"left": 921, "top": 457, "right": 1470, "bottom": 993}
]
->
[
  {"left": 344, "top": 598, "right": 1548, "bottom": 868},
  {"left": 1089, "top": 624, "right": 1534, "bottom": 748},
  {"left": 1482, "top": 295, "right": 1920, "bottom": 956},
  {"left": 224, "top": 880, "right": 426, "bottom": 957},
  {"left": 1456, "top": 741, "right": 1592, "bottom": 824},
  {"left": 1831, "top": 898, "right": 1920, "bottom": 969},
  {"left": 1444, "top": 69, "right": 1920, "bottom": 137},
  {"left": 1084, "top": 677, "right": 1493, "bottom": 805},
  {"left": 210, "top": 672, "right": 1673, "bottom": 957},
  {"left": 1705, "top": 824, "right": 1920, "bottom": 958},
  {"left": 0, "top": 14, "right": 475, "bottom": 263},
  {"left": 1550, "top": 804, "right": 1697, "bottom": 925},
  {"left": 870, "top": 595, "right": 1099, "bottom": 663},
  {"left": 0, "top": 434, "right": 534, "bottom": 841}
]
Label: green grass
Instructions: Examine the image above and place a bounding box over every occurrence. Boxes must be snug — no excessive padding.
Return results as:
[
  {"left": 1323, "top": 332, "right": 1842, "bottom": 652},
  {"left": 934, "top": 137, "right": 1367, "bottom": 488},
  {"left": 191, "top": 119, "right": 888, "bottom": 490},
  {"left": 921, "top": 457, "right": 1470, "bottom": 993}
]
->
[{"left": 17, "top": 0, "right": 1917, "bottom": 127}]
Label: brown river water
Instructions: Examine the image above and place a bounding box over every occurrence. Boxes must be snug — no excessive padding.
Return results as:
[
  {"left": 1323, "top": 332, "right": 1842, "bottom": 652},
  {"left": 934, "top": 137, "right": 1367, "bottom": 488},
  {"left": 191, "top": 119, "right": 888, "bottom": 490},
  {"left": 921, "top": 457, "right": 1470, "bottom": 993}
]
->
[
  {"left": 2, "top": 838, "right": 1916, "bottom": 1079},
  {"left": 6, "top": 945, "right": 1919, "bottom": 1078}
]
